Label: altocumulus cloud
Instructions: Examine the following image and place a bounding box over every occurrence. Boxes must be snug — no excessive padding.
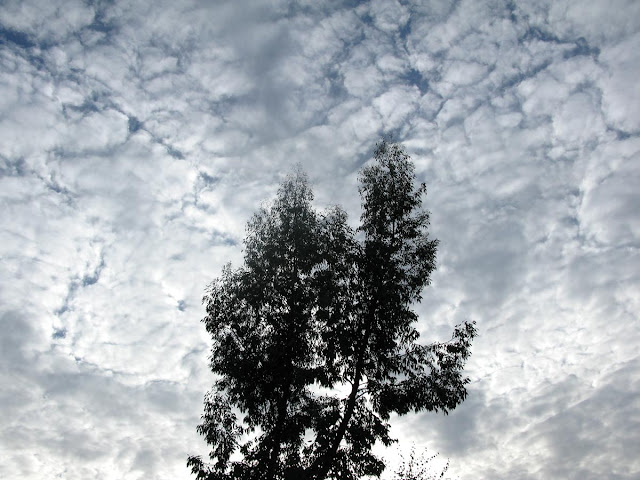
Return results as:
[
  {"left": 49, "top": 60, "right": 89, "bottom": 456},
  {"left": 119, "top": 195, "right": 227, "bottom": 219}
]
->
[{"left": 0, "top": 0, "right": 638, "bottom": 479}]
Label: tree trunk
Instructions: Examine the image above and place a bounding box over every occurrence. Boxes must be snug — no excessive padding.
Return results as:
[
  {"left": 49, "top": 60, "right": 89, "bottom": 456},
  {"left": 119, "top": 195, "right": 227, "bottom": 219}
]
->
[{"left": 305, "top": 320, "right": 371, "bottom": 480}]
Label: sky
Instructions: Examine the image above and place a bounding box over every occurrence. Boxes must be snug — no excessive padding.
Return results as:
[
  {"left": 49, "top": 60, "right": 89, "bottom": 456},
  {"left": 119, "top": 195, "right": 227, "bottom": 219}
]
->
[{"left": 0, "top": 0, "right": 639, "bottom": 479}]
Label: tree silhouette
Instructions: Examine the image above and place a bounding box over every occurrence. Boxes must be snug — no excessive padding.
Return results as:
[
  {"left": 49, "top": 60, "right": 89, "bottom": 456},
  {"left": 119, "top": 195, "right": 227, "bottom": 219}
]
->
[
  {"left": 188, "top": 141, "right": 477, "bottom": 480},
  {"left": 392, "top": 446, "right": 455, "bottom": 480}
]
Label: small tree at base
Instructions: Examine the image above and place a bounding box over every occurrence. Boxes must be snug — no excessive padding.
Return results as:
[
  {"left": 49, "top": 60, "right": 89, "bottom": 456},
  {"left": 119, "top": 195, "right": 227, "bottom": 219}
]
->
[
  {"left": 188, "top": 140, "right": 477, "bottom": 480},
  {"left": 393, "top": 447, "right": 455, "bottom": 480}
]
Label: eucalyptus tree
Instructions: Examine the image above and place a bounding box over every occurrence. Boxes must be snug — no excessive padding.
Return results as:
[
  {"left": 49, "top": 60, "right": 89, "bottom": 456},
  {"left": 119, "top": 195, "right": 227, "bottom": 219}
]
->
[{"left": 188, "top": 141, "right": 476, "bottom": 480}]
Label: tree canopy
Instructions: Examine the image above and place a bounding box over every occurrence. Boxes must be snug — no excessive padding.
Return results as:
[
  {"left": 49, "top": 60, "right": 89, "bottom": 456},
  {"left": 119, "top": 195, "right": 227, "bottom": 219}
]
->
[
  {"left": 188, "top": 140, "right": 477, "bottom": 480},
  {"left": 392, "top": 446, "right": 456, "bottom": 480}
]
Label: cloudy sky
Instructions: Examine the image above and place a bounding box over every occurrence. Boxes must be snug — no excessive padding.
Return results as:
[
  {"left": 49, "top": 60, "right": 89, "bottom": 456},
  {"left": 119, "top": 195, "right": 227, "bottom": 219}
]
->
[{"left": 1, "top": 0, "right": 639, "bottom": 479}]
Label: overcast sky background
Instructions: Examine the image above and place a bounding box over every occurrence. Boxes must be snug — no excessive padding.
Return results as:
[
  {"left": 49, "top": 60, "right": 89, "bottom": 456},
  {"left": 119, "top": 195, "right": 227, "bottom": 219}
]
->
[{"left": 1, "top": 0, "right": 639, "bottom": 479}]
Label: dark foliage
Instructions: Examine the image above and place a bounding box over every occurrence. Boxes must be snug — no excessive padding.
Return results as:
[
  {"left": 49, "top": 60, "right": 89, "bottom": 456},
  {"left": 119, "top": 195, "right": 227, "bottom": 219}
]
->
[
  {"left": 189, "top": 141, "right": 477, "bottom": 480},
  {"left": 393, "top": 447, "right": 454, "bottom": 480}
]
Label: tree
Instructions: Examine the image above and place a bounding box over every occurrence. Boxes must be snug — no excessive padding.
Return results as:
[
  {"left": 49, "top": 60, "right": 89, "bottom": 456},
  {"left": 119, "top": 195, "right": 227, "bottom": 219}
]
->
[
  {"left": 188, "top": 141, "right": 477, "bottom": 480},
  {"left": 392, "top": 446, "right": 455, "bottom": 480}
]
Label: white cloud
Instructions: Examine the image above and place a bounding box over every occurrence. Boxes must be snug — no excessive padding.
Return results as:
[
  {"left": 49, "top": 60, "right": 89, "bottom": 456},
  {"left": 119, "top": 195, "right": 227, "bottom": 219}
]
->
[
  {"left": 0, "top": 0, "right": 94, "bottom": 41},
  {"left": 373, "top": 85, "right": 420, "bottom": 131},
  {"left": 369, "top": 0, "right": 410, "bottom": 34},
  {"left": 599, "top": 33, "right": 640, "bottom": 133},
  {"left": 547, "top": 0, "right": 640, "bottom": 45},
  {"left": 1, "top": 1, "right": 639, "bottom": 479},
  {"left": 579, "top": 139, "right": 640, "bottom": 246}
]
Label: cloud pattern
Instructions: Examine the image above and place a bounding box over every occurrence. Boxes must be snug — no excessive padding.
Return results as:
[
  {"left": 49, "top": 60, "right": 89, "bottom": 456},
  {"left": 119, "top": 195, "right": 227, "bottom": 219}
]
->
[{"left": 1, "top": 1, "right": 639, "bottom": 478}]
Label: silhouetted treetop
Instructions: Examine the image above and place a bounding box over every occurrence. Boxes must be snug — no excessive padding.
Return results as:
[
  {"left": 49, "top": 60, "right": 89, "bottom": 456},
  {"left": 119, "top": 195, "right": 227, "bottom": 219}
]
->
[{"left": 189, "top": 140, "right": 477, "bottom": 480}]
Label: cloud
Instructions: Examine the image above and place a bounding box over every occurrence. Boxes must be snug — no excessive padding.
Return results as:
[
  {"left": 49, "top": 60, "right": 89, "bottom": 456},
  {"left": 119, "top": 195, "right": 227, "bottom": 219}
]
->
[
  {"left": 0, "top": 0, "right": 639, "bottom": 479},
  {"left": 599, "top": 34, "right": 640, "bottom": 133}
]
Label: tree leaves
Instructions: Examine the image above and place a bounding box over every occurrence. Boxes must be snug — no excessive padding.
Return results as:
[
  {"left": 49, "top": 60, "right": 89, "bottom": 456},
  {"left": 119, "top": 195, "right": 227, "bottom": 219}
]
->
[{"left": 189, "top": 141, "right": 477, "bottom": 480}]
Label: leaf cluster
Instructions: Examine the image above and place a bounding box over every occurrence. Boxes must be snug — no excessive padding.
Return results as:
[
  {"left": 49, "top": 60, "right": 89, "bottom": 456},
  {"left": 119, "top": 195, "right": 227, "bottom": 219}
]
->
[{"left": 189, "top": 141, "right": 477, "bottom": 480}]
